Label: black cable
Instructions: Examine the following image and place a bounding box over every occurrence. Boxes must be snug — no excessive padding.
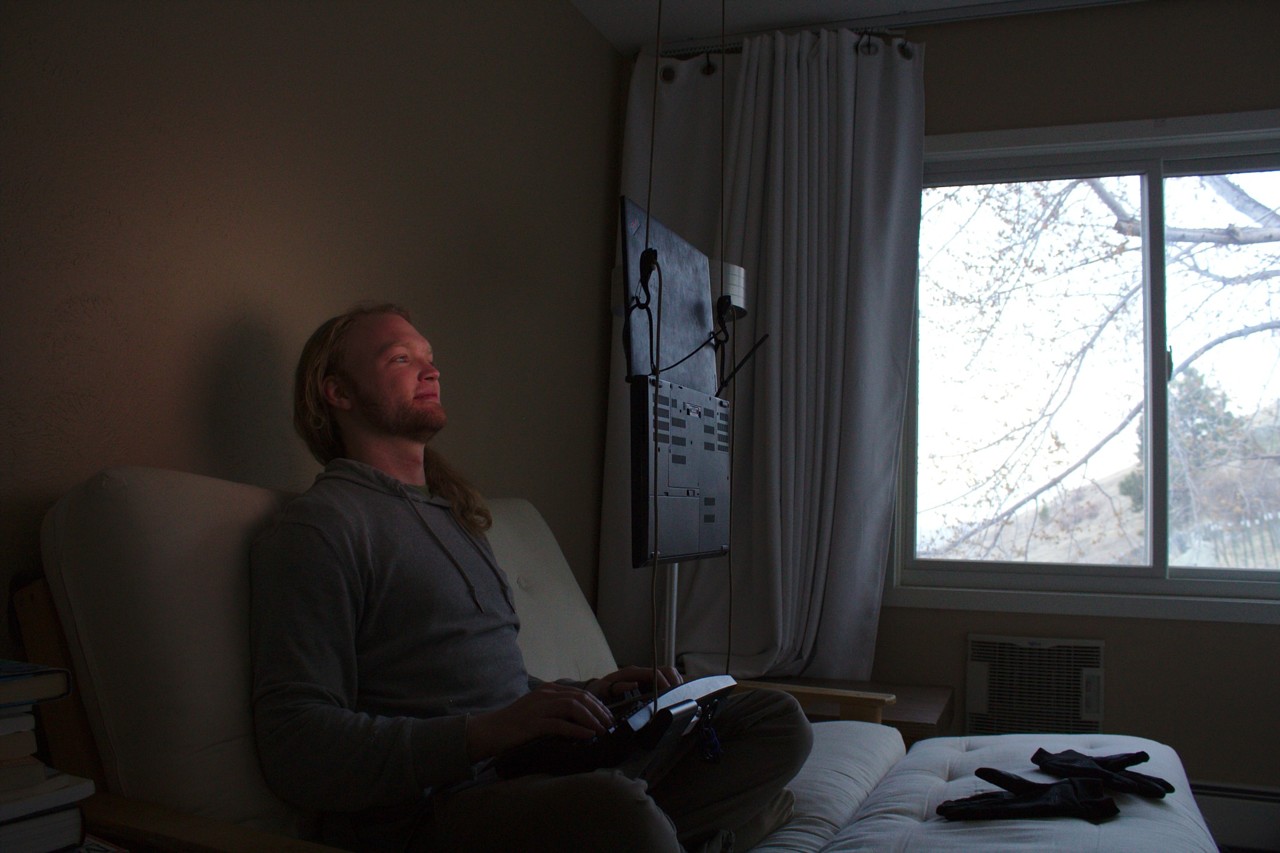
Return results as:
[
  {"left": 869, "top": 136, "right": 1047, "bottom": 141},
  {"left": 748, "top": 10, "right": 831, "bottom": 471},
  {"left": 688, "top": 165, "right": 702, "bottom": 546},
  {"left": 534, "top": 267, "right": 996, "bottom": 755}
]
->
[
  {"left": 717, "top": 334, "right": 768, "bottom": 396},
  {"left": 657, "top": 332, "right": 718, "bottom": 375},
  {"left": 718, "top": 0, "right": 734, "bottom": 679},
  {"left": 649, "top": 264, "right": 666, "bottom": 701},
  {"left": 644, "top": 0, "right": 668, "bottom": 704},
  {"left": 642, "top": 1, "right": 663, "bottom": 254}
]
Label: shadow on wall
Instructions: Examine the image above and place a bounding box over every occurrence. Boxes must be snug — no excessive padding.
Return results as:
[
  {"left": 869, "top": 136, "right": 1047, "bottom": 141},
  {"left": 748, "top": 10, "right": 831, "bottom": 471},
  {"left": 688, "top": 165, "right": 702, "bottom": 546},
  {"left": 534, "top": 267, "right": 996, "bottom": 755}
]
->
[{"left": 199, "top": 313, "right": 313, "bottom": 492}]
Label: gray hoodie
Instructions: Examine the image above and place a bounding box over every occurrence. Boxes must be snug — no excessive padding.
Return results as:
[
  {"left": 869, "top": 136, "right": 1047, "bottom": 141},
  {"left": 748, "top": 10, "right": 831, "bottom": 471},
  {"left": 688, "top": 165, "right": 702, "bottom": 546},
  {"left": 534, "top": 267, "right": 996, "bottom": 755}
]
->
[{"left": 250, "top": 458, "right": 533, "bottom": 821}]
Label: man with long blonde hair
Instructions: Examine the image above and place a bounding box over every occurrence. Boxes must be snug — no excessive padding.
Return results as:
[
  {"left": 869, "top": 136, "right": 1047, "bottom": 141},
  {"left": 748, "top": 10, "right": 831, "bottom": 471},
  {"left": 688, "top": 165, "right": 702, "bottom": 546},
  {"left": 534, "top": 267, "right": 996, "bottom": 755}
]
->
[
  {"left": 250, "top": 303, "right": 811, "bottom": 851},
  {"left": 290, "top": 302, "right": 491, "bottom": 536}
]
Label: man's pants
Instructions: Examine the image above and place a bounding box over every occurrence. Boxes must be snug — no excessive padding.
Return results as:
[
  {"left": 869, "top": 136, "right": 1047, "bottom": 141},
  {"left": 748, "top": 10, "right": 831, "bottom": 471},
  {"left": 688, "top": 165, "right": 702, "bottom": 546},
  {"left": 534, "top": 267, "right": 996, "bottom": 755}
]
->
[{"left": 415, "top": 688, "right": 813, "bottom": 852}]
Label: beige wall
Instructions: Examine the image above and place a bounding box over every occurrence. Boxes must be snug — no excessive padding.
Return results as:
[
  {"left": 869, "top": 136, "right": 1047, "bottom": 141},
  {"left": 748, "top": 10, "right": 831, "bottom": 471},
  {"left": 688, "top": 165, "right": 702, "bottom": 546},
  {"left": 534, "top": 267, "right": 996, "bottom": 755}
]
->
[
  {"left": 913, "top": 0, "right": 1280, "bottom": 134},
  {"left": 1, "top": 0, "right": 622, "bottom": 659},
  {"left": 874, "top": 608, "right": 1280, "bottom": 787},
  {"left": 875, "top": 0, "right": 1280, "bottom": 789}
]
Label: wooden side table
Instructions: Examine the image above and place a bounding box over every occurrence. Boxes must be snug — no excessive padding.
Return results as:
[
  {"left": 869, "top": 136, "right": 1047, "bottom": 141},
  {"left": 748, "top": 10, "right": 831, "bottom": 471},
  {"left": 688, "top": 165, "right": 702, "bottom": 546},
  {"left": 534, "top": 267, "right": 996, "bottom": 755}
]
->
[
  {"left": 739, "top": 677, "right": 954, "bottom": 746},
  {"left": 736, "top": 679, "right": 896, "bottom": 724}
]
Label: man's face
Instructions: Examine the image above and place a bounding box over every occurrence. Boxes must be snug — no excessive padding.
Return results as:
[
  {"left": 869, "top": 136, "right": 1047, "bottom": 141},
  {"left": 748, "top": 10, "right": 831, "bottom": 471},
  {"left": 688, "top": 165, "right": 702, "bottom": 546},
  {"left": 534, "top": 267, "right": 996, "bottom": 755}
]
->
[{"left": 330, "top": 312, "right": 447, "bottom": 443}]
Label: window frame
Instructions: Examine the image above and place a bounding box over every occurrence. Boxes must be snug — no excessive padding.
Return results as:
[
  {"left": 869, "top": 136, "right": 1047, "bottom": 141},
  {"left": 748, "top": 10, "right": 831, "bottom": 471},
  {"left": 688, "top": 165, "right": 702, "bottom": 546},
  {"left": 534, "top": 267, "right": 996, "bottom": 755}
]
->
[{"left": 887, "top": 110, "right": 1280, "bottom": 625}]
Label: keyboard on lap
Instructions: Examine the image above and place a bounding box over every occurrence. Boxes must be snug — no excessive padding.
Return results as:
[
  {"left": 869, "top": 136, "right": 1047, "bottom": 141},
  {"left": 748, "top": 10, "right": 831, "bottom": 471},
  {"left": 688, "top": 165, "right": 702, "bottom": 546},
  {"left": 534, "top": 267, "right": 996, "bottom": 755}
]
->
[{"left": 492, "top": 675, "right": 737, "bottom": 778}]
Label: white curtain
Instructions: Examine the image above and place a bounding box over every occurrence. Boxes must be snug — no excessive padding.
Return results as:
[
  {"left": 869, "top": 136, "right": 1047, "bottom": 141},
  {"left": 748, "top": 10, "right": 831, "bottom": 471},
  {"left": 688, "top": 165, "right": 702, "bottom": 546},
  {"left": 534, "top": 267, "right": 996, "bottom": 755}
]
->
[{"left": 597, "top": 30, "right": 924, "bottom": 681}]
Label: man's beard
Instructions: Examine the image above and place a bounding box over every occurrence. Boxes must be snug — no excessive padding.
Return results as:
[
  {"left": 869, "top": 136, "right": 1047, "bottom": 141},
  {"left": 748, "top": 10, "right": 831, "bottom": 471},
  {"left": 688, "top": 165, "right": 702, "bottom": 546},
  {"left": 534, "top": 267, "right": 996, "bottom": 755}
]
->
[{"left": 355, "top": 387, "right": 447, "bottom": 442}]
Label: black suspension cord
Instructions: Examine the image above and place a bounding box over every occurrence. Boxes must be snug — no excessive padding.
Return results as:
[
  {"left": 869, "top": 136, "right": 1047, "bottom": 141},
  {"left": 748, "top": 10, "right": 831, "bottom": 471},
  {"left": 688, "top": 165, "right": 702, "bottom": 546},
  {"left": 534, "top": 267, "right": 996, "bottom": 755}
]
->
[
  {"left": 645, "top": 0, "right": 665, "bottom": 705},
  {"left": 718, "top": 0, "right": 735, "bottom": 679}
]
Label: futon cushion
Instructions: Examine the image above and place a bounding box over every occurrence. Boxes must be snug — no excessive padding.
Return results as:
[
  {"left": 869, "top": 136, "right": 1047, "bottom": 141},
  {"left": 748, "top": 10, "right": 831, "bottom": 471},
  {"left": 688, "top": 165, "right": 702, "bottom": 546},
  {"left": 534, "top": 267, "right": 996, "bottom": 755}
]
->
[
  {"left": 41, "top": 467, "right": 301, "bottom": 834},
  {"left": 823, "top": 733, "right": 1216, "bottom": 852},
  {"left": 486, "top": 498, "right": 618, "bottom": 682},
  {"left": 752, "top": 720, "right": 906, "bottom": 852}
]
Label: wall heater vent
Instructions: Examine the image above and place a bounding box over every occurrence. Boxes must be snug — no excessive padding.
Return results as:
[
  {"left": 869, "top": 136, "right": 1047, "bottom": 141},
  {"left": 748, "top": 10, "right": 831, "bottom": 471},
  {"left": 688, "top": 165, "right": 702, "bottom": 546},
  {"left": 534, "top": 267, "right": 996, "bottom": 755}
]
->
[{"left": 966, "top": 634, "right": 1104, "bottom": 735}]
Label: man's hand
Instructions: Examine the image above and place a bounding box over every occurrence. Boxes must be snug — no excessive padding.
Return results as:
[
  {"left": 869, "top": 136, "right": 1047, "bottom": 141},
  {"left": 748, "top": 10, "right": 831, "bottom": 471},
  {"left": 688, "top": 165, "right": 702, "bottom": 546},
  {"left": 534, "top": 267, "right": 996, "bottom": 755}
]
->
[
  {"left": 587, "top": 665, "right": 683, "bottom": 701},
  {"left": 466, "top": 682, "right": 613, "bottom": 761}
]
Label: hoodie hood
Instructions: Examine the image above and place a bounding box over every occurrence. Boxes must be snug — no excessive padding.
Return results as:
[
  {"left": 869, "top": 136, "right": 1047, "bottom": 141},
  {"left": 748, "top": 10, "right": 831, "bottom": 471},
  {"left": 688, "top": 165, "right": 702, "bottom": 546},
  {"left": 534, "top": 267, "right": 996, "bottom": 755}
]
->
[
  {"left": 318, "top": 457, "right": 448, "bottom": 506},
  {"left": 313, "top": 457, "right": 515, "bottom": 616}
]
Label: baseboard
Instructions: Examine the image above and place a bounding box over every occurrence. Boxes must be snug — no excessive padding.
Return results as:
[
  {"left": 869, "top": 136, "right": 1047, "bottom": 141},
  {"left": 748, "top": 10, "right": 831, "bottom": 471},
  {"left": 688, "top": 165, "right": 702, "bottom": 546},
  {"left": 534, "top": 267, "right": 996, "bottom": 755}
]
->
[{"left": 1192, "top": 782, "right": 1280, "bottom": 852}]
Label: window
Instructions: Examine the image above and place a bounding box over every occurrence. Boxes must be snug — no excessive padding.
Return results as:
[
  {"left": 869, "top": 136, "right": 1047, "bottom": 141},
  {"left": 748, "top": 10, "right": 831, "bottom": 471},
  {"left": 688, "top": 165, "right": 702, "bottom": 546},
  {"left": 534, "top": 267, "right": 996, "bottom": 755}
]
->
[{"left": 891, "top": 112, "right": 1280, "bottom": 623}]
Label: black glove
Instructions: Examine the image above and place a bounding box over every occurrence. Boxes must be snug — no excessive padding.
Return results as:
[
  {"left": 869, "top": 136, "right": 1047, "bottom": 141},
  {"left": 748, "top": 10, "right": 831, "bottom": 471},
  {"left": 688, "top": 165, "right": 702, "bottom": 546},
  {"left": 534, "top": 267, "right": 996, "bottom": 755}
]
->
[
  {"left": 1031, "top": 748, "right": 1175, "bottom": 798},
  {"left": 936, "top": 767, "right": 1119, "bottom": 823}
]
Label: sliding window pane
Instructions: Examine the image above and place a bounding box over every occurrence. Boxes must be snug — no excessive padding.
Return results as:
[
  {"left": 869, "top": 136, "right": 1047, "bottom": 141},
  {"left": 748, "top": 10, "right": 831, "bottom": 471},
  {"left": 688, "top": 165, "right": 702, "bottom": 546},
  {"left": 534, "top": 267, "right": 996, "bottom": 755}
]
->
[
  {"left": 916, "top": 176, "right": 1146, "bottom": 564},
  {"left": 1165, "top": 170, "right": 1280, "bottom": 570}
]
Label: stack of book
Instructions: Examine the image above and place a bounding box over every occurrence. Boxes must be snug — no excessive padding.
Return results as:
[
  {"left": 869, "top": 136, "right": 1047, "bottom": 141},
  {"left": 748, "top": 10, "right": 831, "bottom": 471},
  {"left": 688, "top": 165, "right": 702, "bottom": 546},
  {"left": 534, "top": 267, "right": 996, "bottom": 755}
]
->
[{"left": 0, "top": 660, "right": 95, "bottom": 853}]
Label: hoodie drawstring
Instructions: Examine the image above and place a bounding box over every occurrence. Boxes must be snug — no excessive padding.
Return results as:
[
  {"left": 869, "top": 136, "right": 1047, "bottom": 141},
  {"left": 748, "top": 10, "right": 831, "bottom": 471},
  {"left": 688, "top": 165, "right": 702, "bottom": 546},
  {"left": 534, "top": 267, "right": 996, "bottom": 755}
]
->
[{"left": 398, "top": 486, "right": 515, "bottom": 615}]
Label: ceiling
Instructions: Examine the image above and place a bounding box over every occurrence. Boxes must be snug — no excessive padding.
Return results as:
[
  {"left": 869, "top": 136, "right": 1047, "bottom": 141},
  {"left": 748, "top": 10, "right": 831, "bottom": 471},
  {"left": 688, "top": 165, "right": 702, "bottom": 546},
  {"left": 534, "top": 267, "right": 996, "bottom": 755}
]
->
[{"left": 570, "top": 0, "right": 1137, "bottom": 54}]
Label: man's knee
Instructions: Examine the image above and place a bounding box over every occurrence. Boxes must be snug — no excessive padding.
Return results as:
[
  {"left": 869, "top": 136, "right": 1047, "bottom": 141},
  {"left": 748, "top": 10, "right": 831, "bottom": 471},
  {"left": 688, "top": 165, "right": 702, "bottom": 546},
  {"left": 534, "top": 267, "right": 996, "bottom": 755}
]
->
[
  {"left": 567, "top": 771, "right": 681, "bottom": 852},
  {"left": 725, "top": 688, "right": 814, "bottom": 778},
  {"left": 426, "top": 770, "right": 679, "bottom": 852},
  {"left": 772, "top": 690, "right": 814, "bottom": 775}
]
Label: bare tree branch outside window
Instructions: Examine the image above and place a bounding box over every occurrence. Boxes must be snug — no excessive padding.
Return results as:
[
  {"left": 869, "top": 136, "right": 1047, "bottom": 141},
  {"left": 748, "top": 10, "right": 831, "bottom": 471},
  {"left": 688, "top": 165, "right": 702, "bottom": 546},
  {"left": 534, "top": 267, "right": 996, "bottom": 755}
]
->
[{"left": 916, "top": 170, "right": 1280, "bottom": 569}]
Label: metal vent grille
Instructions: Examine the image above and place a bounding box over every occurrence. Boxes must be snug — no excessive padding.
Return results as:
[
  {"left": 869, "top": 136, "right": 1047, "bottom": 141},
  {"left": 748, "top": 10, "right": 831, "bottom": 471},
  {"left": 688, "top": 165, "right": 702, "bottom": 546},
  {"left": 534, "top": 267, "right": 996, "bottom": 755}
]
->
[{"left": 966, "top": 634, "right": 1104, "bottom": 735}]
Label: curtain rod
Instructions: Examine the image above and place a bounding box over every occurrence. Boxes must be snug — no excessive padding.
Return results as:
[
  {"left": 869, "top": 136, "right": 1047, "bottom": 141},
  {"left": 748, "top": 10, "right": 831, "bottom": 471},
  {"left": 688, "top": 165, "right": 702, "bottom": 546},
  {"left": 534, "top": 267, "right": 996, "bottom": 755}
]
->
[
  {"left": 662, "top": 28, "right": 905, "bottom": 60},
  {"left": 658, "top": 0, "right": 1140, "bottom": 59}
]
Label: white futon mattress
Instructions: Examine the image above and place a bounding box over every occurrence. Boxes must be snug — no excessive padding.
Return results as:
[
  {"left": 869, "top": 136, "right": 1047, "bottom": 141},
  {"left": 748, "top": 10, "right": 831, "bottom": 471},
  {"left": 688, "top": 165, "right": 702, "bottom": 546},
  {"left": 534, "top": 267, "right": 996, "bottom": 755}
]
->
[{"left": 824, "top": 732, "right": 1216, "bottom": 852}]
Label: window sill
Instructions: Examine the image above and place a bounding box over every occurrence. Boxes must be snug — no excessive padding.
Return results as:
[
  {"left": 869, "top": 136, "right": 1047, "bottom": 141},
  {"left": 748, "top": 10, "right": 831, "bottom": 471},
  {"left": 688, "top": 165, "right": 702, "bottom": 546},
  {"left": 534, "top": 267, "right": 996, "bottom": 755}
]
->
[{"left": 884, "top": 578, "right": 1280, "bottom": 625}]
